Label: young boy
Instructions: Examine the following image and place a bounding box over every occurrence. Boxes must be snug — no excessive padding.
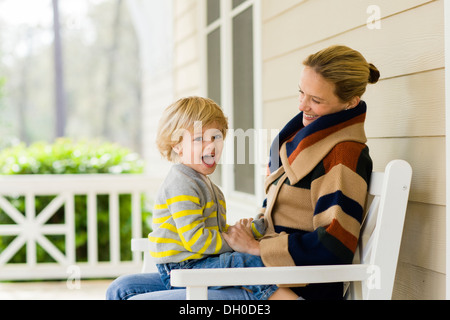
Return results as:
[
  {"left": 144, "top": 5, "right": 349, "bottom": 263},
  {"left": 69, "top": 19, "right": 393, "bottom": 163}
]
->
[{"left": 149, "top": 96, "right": 280, "bottom": 300}]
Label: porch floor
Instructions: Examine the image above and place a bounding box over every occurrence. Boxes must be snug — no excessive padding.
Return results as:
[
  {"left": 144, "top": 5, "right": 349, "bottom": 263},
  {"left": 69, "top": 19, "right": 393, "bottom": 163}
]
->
[{"left": 0, "top": 279, "right": 113, "bottom": 300}]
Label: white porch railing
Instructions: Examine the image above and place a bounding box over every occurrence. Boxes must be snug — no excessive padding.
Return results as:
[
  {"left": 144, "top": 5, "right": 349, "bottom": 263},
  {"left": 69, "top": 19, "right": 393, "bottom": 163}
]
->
[{"left": 0, "top": 174, "right": 155, "bottom": 281}]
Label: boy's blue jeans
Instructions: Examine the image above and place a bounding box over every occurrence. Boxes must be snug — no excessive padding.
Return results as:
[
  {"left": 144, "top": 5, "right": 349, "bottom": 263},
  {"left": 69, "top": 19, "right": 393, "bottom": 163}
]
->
[{"left": 156, "top": 252, "right": 278, "bottom": 300}]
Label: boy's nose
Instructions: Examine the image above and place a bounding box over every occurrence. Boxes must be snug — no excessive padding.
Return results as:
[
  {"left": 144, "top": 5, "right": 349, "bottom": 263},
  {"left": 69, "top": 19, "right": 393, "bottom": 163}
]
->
[{"left": 204, "top": 140, "right": 216, "bottom": 152}]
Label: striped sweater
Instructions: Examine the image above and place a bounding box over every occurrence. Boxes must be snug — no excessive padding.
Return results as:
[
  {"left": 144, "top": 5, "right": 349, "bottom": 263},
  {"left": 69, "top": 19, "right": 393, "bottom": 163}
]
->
[
  {"left": 259, "top": 101, "right": 372, "bottom": 270},
  {"left": 148, "top": 164, "right": 232, "bottom": 264}
]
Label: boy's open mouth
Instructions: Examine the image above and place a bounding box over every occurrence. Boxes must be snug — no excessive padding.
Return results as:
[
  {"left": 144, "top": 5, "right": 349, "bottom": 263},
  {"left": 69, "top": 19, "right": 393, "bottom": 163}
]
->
[{"left": 202, "top": 154, "right": 216, "bottom": 167}]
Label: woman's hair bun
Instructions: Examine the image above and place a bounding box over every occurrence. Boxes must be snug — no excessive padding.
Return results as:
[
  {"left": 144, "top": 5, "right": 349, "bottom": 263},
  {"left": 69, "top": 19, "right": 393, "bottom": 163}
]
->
[{"left": 368, "top": 63, "right": 380, "bottom": 84}]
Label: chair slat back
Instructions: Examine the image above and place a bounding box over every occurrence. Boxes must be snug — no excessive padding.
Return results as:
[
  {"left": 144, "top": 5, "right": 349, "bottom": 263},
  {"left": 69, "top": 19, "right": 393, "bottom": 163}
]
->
[{"left": 350, "top": 160, "right": 412, "bottom": 300}]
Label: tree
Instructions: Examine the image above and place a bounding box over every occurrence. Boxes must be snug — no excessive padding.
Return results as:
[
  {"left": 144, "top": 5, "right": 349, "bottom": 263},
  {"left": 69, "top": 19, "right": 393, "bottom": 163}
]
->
[
  {"left": 103, "top": 0, "right": 122, "bottom": 139},
  {"left": 52, "top": 0, "right": 67, "bottom": 139},
  {"left": 17, "top": 28, "right": 33, "bottom": 144},
  {"left": 0, "top": 0, "right": 142, "bottom": 152}
]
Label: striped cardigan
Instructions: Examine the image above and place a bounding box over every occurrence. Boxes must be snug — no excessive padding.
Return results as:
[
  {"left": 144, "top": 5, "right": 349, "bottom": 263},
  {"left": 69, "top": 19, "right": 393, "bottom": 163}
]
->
[
  {"left": 259, "top": 101, "right": 372, "bottom": 270},
  {"left": 148, "top": 164, "right": 232, "bottom": 264}
]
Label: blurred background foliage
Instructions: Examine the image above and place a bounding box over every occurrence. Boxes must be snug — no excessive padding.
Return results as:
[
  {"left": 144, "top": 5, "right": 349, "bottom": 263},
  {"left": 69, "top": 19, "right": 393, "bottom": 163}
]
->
[
  {"left": 0, "top": 138, "right": 144, "bottom": 175},
  {"left": 0, "top": 0, "right": 151, "bottom": 264},
  {"left": 0, "top": 139, "right": 153, "bottom": 263},
  {"left": 0, "top": 0, "right": 142, "bottom": 152}
]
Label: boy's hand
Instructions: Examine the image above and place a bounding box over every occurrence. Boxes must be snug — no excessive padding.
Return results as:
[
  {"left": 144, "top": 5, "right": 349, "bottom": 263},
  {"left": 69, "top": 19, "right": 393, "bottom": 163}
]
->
[
  {"left": 223, "top": 218, "right": 260, "bottom": 256},
  {"left": 237, "top": 218, "right": 253, "bottom": 232}
]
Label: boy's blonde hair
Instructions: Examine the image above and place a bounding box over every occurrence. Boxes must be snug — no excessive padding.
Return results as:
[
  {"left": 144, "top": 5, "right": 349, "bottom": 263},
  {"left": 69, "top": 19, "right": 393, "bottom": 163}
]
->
[{"left": 156, "top": 96, "right": 228, "bottom": 162}]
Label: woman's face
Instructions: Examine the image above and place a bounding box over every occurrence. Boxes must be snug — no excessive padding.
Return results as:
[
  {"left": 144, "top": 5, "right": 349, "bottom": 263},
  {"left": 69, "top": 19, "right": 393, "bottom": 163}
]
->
[{"left": 298, "top": 66, "right": 359, "bottom": 127}]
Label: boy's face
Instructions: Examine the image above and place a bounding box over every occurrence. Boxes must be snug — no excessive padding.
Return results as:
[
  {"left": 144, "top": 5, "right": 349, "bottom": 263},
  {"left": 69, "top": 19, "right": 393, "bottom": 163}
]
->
[{"left": 172, "top": 122, "right": 225, "bottom": 176}]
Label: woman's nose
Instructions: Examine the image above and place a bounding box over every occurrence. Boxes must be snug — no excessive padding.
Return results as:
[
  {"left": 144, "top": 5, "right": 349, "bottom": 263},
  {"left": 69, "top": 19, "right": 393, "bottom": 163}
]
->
[{"left": 299, "top": 96, "right": 310, "bottom": 112}]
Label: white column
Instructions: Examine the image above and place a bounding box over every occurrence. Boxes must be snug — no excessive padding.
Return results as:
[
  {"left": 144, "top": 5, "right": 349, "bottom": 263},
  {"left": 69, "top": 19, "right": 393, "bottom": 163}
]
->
[{"left": 444, "top": 0, "right": 450, "bottom": 301}]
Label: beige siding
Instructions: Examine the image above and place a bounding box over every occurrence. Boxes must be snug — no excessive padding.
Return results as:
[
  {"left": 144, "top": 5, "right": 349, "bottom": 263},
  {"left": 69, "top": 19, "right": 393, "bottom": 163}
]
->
[
  {"left": 173, "top": 0, "right": 202, "bottom": 98},
  {"left": 171, "top": 0, "right": 446, "bottom": 299},
  {"left": 261, "top": 0, "right": 445, "bottom": 300}
]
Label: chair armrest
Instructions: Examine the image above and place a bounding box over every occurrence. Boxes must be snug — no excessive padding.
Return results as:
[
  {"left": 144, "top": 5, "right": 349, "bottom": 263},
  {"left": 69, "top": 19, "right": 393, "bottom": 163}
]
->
[
  {"left": 171, "top": 264, "right": 372, "bottom": 299},
  {"left": 171, "top": 264, "right": 371, "bottom": 288}
]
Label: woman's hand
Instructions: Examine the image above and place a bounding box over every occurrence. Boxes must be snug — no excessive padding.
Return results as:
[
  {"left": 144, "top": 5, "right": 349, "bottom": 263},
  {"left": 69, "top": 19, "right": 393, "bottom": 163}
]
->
[{"left": 223, "top": 218, "right": 261, "bottom": 256}]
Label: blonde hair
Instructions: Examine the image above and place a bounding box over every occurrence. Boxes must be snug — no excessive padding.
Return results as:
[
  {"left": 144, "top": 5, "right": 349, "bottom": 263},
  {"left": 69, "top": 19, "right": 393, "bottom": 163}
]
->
[
  {"left": 303, "top": 45, "right": 380, "bottom": 102},
  {"left": 156, "top": 96, "right": 228, "bottom": 162}
]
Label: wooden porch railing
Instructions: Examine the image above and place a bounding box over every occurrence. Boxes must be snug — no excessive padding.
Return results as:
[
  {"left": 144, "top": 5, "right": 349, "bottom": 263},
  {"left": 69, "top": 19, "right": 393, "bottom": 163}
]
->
[{"left": 0, "top": 174, "right": 155, "bottom": 281}]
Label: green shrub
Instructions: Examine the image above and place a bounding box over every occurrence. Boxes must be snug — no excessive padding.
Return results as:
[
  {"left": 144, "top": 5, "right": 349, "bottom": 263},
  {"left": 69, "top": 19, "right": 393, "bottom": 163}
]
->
[
  {"left": 0, "top": 139, "right": 152, "bottom": 264},
  {"left": 0, "top": 138, "right": 145, "bottom": 175}
]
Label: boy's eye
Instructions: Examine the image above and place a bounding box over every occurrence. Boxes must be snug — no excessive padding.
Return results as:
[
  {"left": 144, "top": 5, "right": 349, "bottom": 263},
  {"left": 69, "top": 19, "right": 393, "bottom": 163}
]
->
[
  {"left": 194, "top": 137, "right": 203, "bottom": 142},
  {"left": 213, "top": 134, "right": 223, "bottom": 140}
]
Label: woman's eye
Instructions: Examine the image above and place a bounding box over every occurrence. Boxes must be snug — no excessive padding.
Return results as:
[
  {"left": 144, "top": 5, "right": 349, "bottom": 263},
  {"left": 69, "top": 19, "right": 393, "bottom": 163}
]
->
[
  {"left": 194, "top": 137, "right": 203, "bottom": 142},
  {"left": 214, "top": 134, "right": 223, "bottom": 140}
]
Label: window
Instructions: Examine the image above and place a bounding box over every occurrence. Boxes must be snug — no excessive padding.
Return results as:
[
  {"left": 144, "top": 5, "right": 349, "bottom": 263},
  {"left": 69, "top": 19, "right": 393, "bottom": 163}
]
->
[
  {"left": 202, "top": 0, "right": 261, "bottom": 209},
  {"left": 232, "top": 5, "right": 255, "bottom": 194}
]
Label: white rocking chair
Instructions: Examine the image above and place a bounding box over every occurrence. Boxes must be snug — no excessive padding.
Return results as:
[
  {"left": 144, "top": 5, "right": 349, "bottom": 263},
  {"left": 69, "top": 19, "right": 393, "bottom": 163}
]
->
[{"left": 133, "top": 159, "right": 412, "bottom": 300}]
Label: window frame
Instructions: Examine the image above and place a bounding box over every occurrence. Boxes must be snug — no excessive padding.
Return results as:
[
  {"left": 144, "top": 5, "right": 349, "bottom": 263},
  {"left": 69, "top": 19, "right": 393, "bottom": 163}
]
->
[{"left": 200, "top": 0, "right": 263, "bottom": 221}]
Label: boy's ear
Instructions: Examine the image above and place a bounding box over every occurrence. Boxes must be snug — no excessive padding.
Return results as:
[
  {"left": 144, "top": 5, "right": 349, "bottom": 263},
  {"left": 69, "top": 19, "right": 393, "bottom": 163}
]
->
[{"left": 172, "top": 143, "right": 182, "bottom": 155}]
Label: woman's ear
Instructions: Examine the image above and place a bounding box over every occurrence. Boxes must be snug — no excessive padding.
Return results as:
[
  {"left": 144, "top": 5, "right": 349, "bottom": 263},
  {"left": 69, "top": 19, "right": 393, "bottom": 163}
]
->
[{"left": 347, "top": 96, "right": 361, "bottom": 110}]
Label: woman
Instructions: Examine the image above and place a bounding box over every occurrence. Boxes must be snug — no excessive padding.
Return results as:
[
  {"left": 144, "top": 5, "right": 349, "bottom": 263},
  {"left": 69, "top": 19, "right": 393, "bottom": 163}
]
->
[{"left": 106, "top": 45, "right": 380, "bottom": 300}]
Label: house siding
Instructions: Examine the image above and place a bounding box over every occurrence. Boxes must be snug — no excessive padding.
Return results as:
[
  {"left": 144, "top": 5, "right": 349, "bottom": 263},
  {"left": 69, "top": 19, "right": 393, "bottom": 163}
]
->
[
  {"left": 170, "top": 0, "right": 446, "bottom": 299},
  {"left": 173, "top": 0, "right": 202, "bottom": 98}
]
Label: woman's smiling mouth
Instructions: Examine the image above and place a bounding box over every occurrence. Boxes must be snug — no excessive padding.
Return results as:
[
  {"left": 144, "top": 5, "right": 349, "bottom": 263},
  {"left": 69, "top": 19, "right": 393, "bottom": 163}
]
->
[{"left": 304, "top": 113, "right": 319, "bottom": 120}]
